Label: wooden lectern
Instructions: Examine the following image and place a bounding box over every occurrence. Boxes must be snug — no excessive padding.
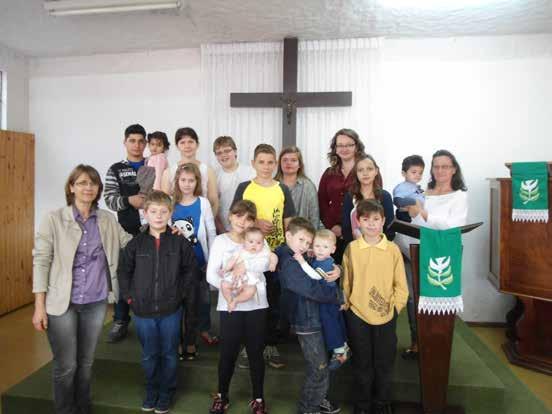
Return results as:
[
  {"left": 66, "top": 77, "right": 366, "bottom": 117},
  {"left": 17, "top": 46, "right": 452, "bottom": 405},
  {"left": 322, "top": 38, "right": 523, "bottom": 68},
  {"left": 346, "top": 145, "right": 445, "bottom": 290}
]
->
[
  {"left": 489, "top": 170, "right": 552, "bottom": 375},
  {"left": 391, "top": 220, "right": 482, "bottom": 414}
]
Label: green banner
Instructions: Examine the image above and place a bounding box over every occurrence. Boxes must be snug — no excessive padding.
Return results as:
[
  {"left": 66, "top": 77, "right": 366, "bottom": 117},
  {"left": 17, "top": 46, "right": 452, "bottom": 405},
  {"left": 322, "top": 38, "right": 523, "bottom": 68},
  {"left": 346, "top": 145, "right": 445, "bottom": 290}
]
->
[
  {"left": 419, "top": 227, "right": 463, "bottom": 315},
  {"left": 511, "top": 162, "right": 549, "bottom": 223}
]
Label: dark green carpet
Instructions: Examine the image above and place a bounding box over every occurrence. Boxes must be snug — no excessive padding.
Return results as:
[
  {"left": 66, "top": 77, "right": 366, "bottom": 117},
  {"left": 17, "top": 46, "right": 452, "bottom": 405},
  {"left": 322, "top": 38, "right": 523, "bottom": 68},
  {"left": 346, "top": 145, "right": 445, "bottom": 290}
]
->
[{"left": 2, "top": 312, "right": 549, "bottom": 413}]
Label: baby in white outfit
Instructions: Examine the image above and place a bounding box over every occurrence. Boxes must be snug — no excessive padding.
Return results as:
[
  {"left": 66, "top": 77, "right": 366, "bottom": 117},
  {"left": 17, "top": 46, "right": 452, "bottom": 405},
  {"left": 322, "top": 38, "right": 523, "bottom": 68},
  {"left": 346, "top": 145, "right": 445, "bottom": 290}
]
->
[{"left": 220, "top": 227, "right": 277, "bottom": 312}]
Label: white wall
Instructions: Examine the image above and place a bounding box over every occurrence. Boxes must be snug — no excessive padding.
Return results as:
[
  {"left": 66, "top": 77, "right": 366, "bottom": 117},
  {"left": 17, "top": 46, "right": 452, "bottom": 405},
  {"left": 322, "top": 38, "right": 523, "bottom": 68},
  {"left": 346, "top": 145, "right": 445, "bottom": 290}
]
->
[
  {"left": 29, "top": 34, "right": 552, "bottom": 322},
  {"left": 375, "top": 34, "right": 552, "bottom": 322},
  {"left": 29, "top": 48, "right": 203, "bottom": 224},
  {"left": 0, "top": 42, "right": 29, "bottom": 131}
]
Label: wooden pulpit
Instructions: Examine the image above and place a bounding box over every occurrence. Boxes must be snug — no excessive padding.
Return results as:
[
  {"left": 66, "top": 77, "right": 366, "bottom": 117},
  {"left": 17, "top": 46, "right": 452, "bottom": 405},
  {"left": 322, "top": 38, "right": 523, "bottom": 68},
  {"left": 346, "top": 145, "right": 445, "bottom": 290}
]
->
[
  {"left": 391, "top": 220, "right": 482, "bottom": 414},
  {"left": 489, "top": 171, "right": 552, "bottom": 375}
]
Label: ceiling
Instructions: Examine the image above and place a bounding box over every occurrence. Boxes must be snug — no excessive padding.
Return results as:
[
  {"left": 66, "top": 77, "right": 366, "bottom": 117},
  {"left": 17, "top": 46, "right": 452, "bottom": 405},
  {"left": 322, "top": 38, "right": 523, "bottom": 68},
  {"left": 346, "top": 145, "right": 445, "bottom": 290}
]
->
[{"left": 1, "top": 0, "right": 552, "bottom": 57}]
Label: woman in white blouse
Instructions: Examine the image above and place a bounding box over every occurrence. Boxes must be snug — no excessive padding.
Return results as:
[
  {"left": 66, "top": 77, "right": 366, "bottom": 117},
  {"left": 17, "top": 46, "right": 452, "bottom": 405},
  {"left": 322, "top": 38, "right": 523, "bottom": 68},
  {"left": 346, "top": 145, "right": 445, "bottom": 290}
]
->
[{"left": 401, "top": 149, "right": 468, "bottom": 359}]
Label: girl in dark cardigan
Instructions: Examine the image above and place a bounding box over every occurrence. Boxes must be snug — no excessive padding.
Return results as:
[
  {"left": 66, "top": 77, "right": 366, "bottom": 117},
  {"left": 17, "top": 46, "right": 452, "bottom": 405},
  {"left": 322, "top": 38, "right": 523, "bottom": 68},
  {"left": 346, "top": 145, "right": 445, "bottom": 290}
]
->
[{"left": 341, "top": 154, "right": 395, "bottom": 244}]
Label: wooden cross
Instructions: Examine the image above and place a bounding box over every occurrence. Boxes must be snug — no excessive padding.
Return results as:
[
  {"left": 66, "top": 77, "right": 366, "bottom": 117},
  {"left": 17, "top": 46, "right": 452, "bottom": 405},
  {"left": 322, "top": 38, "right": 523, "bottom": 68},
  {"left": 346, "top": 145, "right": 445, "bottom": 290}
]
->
[{"left": 230, "top": 38, "right": 352, "bottom": 148}]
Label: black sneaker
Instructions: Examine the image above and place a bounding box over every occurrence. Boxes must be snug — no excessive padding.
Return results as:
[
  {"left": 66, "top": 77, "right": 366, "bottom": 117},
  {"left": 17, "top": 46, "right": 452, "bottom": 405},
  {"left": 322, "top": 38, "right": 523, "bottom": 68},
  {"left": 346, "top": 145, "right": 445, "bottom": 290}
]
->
[
  {"left": 141, "top": 391, "right": 158, "bottom": 412},
  {"left": 264, "top": 345, "right": 285, "bottom": 369},
  {"left": 141, "top": 402, "right": 155, "bottom": 412},
  {"left": 319, "top": 399, "right": 340, "bottom": 414},
  {"left": 107, "top": 320, "right": 128, "bottom": 343},
  {"left": 373, "top": 401, "right": 392, "bottom": 414},
  {"left": 155, "top": 398, "right": 171, "bottom": 414},
  {"left": 209, "top": 394, "right": 229, "bottom": 414}
]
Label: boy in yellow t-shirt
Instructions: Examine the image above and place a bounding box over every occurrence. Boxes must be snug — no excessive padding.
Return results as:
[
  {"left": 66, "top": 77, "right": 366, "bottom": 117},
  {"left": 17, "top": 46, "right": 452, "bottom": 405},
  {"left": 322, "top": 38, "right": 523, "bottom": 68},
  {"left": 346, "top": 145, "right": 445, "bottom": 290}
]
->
[
  {"left": 233, "top": 144, "right": 295, "bottom": 250},
  {"left": 342, "top": 199, "right": 408, "bottom": 414},
  {"left": 232, "top": 143, "right": 296, "bottom": 369}
]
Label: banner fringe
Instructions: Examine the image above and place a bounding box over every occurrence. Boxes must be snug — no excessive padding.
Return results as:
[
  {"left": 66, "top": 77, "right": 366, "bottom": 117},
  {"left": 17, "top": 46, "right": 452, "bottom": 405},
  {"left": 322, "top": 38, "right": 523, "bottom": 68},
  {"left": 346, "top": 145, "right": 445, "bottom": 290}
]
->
[
  {"left": 418, "top": 296, "right": 463, "bottom": 315},
  {"left": 512, "top": 209, "right": 549, "bottom": 223}
]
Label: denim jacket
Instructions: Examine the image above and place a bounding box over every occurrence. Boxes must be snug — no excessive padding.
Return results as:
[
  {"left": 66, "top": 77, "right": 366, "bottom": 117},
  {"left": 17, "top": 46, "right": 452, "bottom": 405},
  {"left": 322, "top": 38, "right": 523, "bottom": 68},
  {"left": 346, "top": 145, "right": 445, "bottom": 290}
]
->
[{"left": 276, "top": 244, "right": 341, "bottom": 332}]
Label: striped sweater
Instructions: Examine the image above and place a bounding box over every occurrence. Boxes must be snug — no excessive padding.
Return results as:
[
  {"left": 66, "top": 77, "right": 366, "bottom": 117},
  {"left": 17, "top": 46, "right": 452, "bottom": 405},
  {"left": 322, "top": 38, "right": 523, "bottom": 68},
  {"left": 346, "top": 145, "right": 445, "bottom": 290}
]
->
[{"left": 104, "top": 160, "right": 141, "bottom": 235}]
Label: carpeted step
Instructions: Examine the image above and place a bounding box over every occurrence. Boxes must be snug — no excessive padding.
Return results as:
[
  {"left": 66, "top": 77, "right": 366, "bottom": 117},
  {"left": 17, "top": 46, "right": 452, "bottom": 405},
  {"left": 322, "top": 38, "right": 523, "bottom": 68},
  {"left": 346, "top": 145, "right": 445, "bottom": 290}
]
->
[
  {"left": 2, "top": 314, "right": 510, "bottom": 414},
  {"left": 1, "top": 359, "right": 305, "bottom": 414}
]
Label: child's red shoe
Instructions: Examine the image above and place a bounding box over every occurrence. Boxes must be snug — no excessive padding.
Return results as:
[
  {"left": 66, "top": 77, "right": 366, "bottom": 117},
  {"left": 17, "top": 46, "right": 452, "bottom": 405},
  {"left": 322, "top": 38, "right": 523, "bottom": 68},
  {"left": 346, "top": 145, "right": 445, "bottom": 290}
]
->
[
  {"left": 209, "top": 394, "right": 229, "bottom": 414},
  {"left": 249, "top": 399, "right": 268, "bottom": 414}
]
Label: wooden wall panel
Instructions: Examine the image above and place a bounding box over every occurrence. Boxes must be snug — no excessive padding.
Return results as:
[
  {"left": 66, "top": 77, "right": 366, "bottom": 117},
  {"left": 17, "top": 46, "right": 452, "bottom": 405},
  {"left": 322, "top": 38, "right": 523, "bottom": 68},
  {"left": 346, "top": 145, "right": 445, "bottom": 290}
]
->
[{"left": 0, "top": 130, "right": 35, "bottom": 315}]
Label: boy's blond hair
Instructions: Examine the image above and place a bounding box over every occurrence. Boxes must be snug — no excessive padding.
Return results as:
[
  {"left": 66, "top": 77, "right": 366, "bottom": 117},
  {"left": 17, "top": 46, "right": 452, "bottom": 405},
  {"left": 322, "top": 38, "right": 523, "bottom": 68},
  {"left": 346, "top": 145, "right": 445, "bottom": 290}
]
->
[
  {"left": 144, "top": 190, "right": 173, "bottom": 211},
  {"left": 315, "top": 229, "right": 336, "bottom": 245}
]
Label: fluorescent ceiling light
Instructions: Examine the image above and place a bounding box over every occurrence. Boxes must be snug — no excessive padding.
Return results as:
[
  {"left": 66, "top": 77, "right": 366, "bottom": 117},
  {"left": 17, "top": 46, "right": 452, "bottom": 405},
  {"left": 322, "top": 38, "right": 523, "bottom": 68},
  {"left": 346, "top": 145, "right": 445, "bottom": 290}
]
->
[
  {"left": 379, "top": 0, "right": 506, "bottom": 9},
  {"left": 44, "top": 0, "right": 181, "bottom": 16}
]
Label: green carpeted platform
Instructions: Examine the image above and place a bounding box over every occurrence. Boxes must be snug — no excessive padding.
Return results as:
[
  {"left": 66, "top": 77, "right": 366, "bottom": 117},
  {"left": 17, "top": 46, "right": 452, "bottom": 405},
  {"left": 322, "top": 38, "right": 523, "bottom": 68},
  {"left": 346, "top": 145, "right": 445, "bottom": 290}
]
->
[{"left": 2, "top": 312, "right": 550, "bottom": 414}]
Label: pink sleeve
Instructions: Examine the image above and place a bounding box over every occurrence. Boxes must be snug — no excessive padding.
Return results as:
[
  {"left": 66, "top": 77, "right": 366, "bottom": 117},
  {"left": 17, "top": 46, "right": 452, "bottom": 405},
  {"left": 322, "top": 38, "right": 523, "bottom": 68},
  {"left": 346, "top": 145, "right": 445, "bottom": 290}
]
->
[
  {"left": 147, "top": 154, "right": 169, "bottom": 191},
  {"left": 351, "top": 207, "right": 361, "bottom": 238}
]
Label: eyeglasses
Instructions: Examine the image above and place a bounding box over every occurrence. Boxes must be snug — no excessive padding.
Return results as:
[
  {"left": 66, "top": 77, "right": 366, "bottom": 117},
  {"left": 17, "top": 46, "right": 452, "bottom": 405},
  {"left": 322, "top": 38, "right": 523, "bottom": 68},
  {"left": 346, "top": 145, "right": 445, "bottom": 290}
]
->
[
  {"left": 432, "top": 165, "right": 454, "bottom": 170},
  {"left": 215, "top": 148, "right": 234, "bottom": 156},
  {"left": 335, "top": 143, "right": 356, "bottom": 149},
  {"left": 74, "top": 181, "right": 99, "bottom": 188}
]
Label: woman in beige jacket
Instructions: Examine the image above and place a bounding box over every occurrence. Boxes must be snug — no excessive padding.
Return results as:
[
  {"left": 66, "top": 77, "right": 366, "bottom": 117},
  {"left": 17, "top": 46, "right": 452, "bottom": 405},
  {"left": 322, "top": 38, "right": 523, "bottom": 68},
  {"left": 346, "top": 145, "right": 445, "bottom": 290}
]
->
[{"left": 32, "top": 164, "right": 132, "bottom": 414}]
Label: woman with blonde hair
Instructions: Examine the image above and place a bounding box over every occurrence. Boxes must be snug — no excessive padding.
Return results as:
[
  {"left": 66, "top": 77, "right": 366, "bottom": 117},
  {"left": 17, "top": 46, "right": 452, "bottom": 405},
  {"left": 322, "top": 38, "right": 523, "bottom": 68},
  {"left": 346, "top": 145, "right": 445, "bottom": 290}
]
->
[{"left": 275, "top": 146, "right": 321, "bottom": 229}]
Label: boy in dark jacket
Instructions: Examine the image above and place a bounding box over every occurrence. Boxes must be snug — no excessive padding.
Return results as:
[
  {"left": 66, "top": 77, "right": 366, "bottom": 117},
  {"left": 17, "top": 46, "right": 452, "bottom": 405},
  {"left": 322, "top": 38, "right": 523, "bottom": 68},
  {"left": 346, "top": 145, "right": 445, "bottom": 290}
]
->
[
  {"left": 276, "top": 217, "right": 342, "bottom": 414},
  {"left": 118, "top": 191, "right": 198, "bottom": 414}
]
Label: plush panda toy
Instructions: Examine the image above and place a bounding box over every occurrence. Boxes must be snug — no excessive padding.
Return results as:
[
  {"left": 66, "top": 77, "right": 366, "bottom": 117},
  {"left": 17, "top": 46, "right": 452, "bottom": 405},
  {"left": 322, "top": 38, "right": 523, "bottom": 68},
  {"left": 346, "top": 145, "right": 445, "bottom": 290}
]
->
[{"left": 173, "top": 217, "right": 198, "bottom": 245}]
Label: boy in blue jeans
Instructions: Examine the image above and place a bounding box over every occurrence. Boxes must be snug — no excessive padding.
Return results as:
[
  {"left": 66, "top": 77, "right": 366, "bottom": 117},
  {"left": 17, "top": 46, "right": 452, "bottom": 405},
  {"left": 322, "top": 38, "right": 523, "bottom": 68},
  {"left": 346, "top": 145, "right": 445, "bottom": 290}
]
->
[
  {"left": 293, "top": 229, "right": 349, "bottom": 370},
  {"left": 105, "top": 123, "right": 148, "bottom": 342},
  {"left": 277, "top": 217, "right": 342, "bottom": 414},
  {"left": 118, "top": 191, "right": 198, "bottom": 413}
]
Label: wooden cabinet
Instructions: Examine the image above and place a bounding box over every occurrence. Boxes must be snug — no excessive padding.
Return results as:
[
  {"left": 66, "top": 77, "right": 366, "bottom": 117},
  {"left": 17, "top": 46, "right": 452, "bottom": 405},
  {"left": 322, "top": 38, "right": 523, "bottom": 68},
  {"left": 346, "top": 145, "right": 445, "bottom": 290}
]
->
[
  {"left": 0, "top": 130, "right": 35, "bottom": 315},
  {"left": 489, "top": 178, "right": 552, "bottom": 375}
]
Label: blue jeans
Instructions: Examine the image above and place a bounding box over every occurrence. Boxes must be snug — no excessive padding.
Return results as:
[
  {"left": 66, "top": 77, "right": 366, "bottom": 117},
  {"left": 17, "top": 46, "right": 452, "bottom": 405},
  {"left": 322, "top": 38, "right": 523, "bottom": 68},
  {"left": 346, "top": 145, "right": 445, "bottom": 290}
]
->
[
  {"left": 113, "top": 298, "right": 131, "bottom": 323},
  {"left": 134, "top": 307, "right": 182, "bottom": 405},
  {"left": 319, "top": 283, "right": 347, "bottom": 351},
  {"left": 296, "top": 331, "right": 330, "bottom": 413},
  {"left": 47, "top": 300, "right": 107, "bottom": 414}
]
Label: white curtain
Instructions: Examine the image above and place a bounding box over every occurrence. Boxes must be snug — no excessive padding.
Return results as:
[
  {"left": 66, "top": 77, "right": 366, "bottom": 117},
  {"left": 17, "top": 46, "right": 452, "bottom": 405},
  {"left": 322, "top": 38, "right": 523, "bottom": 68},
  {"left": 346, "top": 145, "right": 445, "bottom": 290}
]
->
[
  {"left": 201, "top": 42, "right": 283, "bottom": 166},
  {"left": 201, "top": 38, "right": 383, "bottom": 185}
]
